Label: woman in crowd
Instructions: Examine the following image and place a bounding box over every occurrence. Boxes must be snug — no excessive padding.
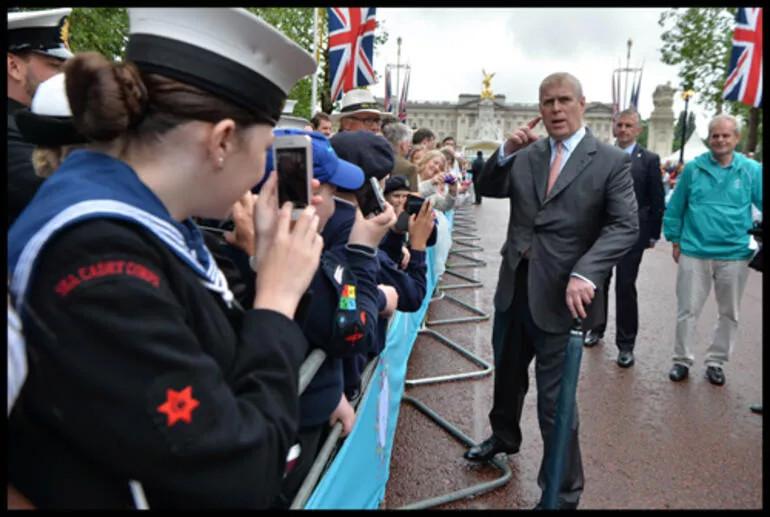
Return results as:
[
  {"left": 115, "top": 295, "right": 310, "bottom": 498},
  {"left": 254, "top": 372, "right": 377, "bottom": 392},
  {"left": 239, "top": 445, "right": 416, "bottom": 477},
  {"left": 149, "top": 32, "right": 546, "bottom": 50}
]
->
[
  {"left": 417, "top": 149, "right": 457, "bottom": 213},
  {"left": 409, "top": 143, "right": 427, "bottom": 167},
  {"left": 7, "top": 7, "right": 320, "bottom": 509}
]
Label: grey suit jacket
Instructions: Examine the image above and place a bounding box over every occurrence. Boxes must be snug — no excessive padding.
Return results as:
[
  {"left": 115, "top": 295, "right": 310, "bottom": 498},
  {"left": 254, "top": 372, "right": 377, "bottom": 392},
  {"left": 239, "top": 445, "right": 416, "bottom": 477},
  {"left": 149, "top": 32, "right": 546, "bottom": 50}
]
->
[{"left": 477, "top": 128, "right": 639, "bottom": 334}]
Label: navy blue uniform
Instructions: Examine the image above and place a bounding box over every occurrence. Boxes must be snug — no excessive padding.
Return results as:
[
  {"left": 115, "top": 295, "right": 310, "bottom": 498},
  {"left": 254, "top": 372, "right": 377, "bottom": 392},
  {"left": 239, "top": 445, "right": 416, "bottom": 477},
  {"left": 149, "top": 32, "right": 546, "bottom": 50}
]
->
[
  {"left": 8, "top": 151, "right": 308, "bottom": 509},
  {"left": 322, "top": 198, "right": 428, "bottom": 398}
]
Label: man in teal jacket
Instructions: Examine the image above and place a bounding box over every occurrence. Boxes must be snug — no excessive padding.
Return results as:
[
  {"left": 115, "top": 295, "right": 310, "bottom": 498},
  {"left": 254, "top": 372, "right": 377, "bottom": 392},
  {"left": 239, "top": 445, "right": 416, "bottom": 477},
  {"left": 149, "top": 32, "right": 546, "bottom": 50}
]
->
[{"left": 663, "top": 114, "right": 762, "bottom": 386}]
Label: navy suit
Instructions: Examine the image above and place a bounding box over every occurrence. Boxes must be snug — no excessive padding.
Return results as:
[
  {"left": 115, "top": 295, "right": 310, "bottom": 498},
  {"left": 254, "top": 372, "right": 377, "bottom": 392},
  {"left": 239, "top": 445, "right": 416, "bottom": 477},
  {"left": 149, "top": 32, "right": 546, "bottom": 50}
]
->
[{"left": 594, "top": 142, "right": 664, "bottom": 350}]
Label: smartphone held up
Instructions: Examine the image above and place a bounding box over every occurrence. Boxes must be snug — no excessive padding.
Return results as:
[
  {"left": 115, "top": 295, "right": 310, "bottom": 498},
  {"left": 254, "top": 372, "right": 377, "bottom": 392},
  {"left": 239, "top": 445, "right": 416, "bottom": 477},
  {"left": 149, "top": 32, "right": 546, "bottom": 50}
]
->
[
  {"left": 273, "top": 134, "right": 313, "bottom": 220},
  {"left": 356, "top": 177, "right": 387, "bottom": 219}
]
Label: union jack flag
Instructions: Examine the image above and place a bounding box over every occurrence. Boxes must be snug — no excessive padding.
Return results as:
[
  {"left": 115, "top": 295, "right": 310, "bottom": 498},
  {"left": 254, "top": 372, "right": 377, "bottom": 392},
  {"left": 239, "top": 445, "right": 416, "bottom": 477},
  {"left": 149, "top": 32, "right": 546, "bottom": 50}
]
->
[
  {"left": 328, "top": 8, "right": 377, "bottom": 103},
  {"left": 723, "top": 7, "right": 762, "bottom": 108}
]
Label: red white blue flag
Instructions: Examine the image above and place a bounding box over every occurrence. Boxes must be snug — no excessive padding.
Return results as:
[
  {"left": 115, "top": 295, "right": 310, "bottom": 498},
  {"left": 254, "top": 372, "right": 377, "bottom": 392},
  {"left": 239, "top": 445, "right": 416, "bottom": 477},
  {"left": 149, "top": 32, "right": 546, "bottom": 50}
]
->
[
  {"left": 383, "top": 65, "right": 393, "bottom": 113},
  {"left": 398, "top": 67, "right": 410, "bottom": 122},
  {"left": 723, "top": 7, "right": 762, "bottom": 108},
  {"left": 328, "top": 8, "right": 377, "bottom": 103}
]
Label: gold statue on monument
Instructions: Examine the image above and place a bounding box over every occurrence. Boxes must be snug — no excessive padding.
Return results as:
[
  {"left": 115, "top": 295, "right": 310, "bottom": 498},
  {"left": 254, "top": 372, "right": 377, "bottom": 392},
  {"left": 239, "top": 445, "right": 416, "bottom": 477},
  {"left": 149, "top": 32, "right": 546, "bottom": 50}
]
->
[{"left": 481, "top": 69, "right": 495, "bottom": 101}]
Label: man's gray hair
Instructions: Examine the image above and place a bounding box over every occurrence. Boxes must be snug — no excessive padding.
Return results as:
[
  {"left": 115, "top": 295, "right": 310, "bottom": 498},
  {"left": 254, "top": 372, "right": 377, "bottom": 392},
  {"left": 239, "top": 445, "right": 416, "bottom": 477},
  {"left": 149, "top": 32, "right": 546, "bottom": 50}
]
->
[
  {"left": 618, "top": 108, "right": 641, "bottom": 125},
  {"left": 382, "top": 121, "right": 412, "bottom": 147},
  {"left": 708, "top": 114, "right": 741, "bottom": 137},
  {"left": 539, "top": 72, "right": 583, "bottom": 100}
]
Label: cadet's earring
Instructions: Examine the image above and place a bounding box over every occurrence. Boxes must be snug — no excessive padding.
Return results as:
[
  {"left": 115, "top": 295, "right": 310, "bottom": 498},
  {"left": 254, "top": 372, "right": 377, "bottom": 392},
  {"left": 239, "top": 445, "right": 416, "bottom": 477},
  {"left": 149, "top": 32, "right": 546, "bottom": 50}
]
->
[{"left": 218, "top": 155, "right": 224, "bottom": 168}]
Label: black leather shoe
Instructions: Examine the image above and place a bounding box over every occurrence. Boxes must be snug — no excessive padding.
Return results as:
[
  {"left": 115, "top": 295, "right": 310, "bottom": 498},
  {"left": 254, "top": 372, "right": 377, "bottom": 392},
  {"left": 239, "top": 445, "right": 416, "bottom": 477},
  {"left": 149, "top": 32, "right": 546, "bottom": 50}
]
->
[
  {"left": 584, "top": 330, "right": 602, "bottom": 347},
  {"left": 617, "top": 349, "right": 634, "bottom": 368},
  {"left": 705, "top": 365, "right": 725, "bottom": 386},
  {"left": 750, "top": 404, "right": 763, "bottom": 414},
  {"left": 669, "top": 363, "right": 689, "bottom": 381},
  {"left": 463, "top": 435, "right": 518, "bottom": 462}
]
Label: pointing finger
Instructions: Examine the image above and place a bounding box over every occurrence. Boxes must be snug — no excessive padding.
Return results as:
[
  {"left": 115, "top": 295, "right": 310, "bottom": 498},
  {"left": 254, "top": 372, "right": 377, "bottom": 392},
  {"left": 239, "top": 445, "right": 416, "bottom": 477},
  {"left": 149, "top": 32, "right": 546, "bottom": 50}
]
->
[{"left": 527, "top": 116, "right": 542, "bottom": 129}]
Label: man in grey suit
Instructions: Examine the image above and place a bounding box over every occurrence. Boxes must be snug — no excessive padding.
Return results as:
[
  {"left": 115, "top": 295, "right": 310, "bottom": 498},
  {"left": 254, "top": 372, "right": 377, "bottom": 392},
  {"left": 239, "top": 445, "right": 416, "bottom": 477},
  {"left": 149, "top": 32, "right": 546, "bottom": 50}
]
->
[{"left": 463, "top": 72, "right": 639, "bottom": 509}]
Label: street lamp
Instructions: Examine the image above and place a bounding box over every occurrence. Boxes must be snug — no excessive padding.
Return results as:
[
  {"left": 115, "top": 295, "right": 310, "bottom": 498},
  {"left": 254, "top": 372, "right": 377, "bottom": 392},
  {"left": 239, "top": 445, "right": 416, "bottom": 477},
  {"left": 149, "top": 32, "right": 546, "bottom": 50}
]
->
[{"left": 679, "top": 89, "right": 695, "bottom": 165}]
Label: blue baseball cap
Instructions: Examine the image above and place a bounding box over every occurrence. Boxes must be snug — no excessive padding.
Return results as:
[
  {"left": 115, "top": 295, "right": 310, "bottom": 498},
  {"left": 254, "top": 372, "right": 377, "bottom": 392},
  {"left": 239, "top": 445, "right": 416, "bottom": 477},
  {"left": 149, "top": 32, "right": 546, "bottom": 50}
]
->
[{"left": 256, "top": 128, "right": 365, "bottom": 193}]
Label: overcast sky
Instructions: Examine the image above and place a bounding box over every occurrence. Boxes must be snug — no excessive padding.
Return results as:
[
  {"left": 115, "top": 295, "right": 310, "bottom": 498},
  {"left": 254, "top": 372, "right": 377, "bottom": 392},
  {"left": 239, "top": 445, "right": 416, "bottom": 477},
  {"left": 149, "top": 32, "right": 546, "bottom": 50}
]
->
[{"left": 373, "top": 7, "right": 712, "bottom": 138}]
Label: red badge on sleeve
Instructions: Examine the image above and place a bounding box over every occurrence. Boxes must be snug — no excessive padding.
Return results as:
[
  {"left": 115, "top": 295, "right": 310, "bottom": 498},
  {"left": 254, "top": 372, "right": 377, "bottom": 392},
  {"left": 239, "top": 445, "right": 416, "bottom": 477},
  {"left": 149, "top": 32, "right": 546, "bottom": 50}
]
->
[{"left": 157, "top": 386, "right": 200, "bottom": 427}]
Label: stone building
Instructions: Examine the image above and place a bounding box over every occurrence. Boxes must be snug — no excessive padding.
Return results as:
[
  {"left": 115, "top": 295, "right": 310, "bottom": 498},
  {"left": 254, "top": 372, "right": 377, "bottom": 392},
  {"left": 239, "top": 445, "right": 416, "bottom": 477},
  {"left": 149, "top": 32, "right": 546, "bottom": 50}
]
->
[
  {"left": 373, "top": 82, "right": 675, "bottom": 161},
  {"left": 376, "top": 94, "right": 615, "bottom": 157}
]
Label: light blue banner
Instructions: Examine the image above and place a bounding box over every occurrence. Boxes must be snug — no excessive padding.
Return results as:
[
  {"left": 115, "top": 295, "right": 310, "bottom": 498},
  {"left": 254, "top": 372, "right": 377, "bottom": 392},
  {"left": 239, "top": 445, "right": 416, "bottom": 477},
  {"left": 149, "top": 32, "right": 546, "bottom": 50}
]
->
[{"left": 305, "top": 213, "right": 453, "bottom": 509}]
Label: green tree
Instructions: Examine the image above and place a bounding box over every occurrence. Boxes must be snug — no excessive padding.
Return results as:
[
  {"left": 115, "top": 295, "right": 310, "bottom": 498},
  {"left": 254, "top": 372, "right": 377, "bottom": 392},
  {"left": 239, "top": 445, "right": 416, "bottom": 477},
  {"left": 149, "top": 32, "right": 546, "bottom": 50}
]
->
[
  {"left": 69, "top": 8, "right": 128, "bottom": 60},
  {"left": 658, "top": 8, "right": 736, "bottom": 113},
  {"left": 659, "top": 7, "right": 761, "bottom": 154}
]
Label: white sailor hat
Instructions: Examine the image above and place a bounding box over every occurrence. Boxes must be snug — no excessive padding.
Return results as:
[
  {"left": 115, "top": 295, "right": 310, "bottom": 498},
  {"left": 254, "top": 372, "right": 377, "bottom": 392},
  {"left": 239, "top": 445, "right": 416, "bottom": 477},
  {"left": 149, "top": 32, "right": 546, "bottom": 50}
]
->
[
  {"left": 331, "top": 88, "right": 384, "bottom": 122},
  {"left": 14, "top": 73, "right": 88, "bottom": 146},
  {"left": 124, "top": 8, "right": 317, "bottom": 125},
  {"left": 7, "top": 8, "right": 74, "bottom": 60}
]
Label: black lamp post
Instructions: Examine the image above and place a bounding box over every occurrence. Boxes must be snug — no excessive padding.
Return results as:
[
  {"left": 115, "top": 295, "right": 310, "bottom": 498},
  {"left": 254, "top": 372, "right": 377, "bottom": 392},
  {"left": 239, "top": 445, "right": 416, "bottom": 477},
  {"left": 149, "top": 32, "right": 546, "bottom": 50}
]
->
[{"left": 679, "top": 89, "right": 695, "bottom": 165}]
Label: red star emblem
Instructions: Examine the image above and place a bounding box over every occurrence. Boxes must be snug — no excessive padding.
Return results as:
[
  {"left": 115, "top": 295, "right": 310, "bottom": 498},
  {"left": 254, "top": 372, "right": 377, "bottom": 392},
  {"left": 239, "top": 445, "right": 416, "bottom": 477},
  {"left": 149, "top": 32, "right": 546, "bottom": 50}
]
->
[{"left": 157, "top": 386, "right": 199, "bottom": 427}]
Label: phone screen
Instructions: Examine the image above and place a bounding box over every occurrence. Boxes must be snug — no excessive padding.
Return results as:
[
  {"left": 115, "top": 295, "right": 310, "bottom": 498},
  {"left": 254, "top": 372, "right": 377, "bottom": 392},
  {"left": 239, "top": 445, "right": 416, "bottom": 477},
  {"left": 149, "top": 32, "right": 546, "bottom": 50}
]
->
[
  {"left": 275, "top": 147, "right": 310, "bottom": 208},
  {"left": 356, "top": 177, "right": 386, "bottom": 217},
  {"left": 406, "top": 194, "right": 426, "bottom": 216}
]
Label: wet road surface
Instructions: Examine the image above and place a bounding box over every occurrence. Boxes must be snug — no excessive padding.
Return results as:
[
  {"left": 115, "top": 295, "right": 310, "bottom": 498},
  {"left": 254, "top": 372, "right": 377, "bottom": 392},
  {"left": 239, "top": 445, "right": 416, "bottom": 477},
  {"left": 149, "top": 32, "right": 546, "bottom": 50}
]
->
[{"left": 381, "top": 197, "right": 763, "bottom": 510}]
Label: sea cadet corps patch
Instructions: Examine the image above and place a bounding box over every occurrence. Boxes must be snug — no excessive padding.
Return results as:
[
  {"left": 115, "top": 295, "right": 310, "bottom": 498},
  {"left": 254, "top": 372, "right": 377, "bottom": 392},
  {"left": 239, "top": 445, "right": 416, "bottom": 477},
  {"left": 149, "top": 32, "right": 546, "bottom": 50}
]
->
[{"left": 53, "top": 259, "right": 161, "bottom": 298}]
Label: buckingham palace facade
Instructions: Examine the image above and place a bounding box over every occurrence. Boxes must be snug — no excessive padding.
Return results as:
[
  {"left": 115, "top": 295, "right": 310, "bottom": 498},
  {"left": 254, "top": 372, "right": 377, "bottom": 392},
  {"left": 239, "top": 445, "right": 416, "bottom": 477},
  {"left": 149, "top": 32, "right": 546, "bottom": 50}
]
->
[{"left": 376, "top": 94, "right": 615, "bottom": 153}]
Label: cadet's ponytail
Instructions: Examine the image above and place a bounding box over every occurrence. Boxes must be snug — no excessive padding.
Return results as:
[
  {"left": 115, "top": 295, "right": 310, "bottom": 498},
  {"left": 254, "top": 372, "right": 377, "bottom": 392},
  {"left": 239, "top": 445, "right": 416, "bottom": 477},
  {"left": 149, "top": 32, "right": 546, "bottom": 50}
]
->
[{"left": 65, "top": 52, "right": 148, "bottom": 142}]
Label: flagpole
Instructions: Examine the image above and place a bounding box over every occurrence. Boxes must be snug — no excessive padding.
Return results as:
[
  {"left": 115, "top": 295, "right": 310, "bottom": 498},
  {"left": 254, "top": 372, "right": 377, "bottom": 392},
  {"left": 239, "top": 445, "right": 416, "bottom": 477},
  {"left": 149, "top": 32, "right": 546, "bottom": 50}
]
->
[
  {"left": 310, "top": 7, "right": 319, "bottom": 116},
  {"left": 623, "top": 38, "right": 631, "bottom": 110},
  {"left": 396, "top": 36, "right": 402, "bottom": 113}
]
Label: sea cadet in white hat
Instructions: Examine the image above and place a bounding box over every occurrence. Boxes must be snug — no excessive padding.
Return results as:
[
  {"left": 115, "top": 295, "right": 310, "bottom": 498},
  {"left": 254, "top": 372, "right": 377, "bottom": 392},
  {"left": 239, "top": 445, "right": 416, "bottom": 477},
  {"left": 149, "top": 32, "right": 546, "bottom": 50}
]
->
[{"left": 7, "top": 8, "right": 322, "bottom": 509}]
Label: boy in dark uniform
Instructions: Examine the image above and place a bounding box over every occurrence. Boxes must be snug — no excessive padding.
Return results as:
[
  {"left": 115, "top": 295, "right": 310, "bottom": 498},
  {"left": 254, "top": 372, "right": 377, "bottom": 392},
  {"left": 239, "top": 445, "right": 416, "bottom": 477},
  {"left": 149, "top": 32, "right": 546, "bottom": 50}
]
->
[
  {"left": 326, "top": 131, "right": 435, "bottom": 403},
  {"left": 265, "top": 129, "right": 397, "bottom": 507}
]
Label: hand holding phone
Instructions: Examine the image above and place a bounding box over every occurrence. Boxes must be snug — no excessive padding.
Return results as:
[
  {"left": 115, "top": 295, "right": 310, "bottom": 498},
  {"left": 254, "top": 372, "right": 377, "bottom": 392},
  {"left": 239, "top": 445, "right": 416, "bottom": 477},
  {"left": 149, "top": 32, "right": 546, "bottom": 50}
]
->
[
  {"left": 355, "top": 177, "right": 387, "bottom": 218},
  {"left": 405, "top": 194, "right": 427, "bottom": 216},
  {"left": 273, "top": 134, "right": 313, "bottom": 220}
]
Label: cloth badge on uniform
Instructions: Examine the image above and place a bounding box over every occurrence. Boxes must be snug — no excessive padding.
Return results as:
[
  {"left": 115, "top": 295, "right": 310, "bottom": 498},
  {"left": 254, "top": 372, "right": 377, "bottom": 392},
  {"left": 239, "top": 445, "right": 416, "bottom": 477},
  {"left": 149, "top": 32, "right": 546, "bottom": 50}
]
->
[
  {"left": 157, "top": 386, "right": 199, "bottom": 426},
  {"left": 334, "top": 264, "right": 344, "bottom": 284},
  {"left": 146, "top": 374, "right": 219, "bottom": 455},
  {"left": 339, "top": 284, "right": 356, "bottom": 311}
]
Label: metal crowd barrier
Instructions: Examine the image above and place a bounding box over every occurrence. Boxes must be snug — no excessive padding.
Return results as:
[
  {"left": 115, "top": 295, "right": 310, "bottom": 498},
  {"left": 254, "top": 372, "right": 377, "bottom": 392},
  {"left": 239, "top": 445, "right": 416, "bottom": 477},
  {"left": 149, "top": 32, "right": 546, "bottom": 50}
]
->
[
  {"left": 290, "top": 203, "right": 510, "bottom": 509},
  {"left": 398, "top": 203, "right": 512, "bottom": 508}
]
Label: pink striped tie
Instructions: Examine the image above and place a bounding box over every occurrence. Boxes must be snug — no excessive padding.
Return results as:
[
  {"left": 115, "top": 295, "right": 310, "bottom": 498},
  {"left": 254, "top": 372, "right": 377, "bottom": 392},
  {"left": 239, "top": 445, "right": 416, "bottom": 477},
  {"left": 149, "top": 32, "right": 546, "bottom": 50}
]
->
[{"left": 546, "top": 141, "right": 563, "bottom": 196}]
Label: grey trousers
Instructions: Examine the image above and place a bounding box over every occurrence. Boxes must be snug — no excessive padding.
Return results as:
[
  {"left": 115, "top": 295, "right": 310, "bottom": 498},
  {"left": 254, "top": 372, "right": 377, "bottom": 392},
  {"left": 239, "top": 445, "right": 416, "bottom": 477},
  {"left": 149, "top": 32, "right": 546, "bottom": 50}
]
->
[{"left": 672, "top": 254, "right": 751, "bottom": 367}]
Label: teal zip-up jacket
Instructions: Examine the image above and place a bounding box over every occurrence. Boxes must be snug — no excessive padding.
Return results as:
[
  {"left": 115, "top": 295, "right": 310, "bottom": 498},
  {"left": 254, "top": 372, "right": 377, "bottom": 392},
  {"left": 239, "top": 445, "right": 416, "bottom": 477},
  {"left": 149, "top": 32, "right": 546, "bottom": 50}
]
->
[{"left": 663, "top": 150, "right": 762, "bottom": 260}]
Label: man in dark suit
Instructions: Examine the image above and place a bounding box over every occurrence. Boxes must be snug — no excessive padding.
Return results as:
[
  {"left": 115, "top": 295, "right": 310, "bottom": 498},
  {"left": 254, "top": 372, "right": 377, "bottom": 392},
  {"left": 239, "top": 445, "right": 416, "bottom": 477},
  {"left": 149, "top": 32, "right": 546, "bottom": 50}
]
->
[
  {"left": 583, "top": 109, "right": 665, "bottom": 368},
  {"left": 7, "top": 8, "right": 73, "bottom": 227},
  {"left": 463, "top": 72, "right": 638, "bottom": 509},
  {"left": 470, "top": 150, "right": 485, "bottom": 204}
]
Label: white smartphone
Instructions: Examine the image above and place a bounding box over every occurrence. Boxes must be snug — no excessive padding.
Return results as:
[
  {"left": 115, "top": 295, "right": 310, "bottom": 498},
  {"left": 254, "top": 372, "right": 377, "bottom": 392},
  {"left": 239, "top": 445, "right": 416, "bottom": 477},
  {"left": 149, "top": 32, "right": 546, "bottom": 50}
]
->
[{"left": 272, "top": 134, "right": 313, "bottom": 220}]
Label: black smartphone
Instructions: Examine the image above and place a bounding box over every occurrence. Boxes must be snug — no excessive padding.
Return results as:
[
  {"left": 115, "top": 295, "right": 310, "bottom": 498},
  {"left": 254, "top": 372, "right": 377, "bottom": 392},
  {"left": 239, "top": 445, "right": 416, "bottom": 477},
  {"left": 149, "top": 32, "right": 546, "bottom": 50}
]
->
[
  {"left": 356, "top": 176, "right": 387, "bottom": 218},
  {"left": 273, "top": 134, "right": 312, "bottom": 220},
  {"left": 405, "top": 194, "right": 426, "bottom": 216}
]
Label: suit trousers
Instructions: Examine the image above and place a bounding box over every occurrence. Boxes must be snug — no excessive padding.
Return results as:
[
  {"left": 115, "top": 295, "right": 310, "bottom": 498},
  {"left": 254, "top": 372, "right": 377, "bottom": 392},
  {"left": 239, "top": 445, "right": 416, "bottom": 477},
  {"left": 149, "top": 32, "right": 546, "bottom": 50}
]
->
[
  {"left": 672, "top": 254, "right": 750, "bottom": 368},
  {"left": 489, "top": 259, "right": 584, "bottom": 508},
  {"left": 472, "top": 172, "right": 482, "bottom": 203},
  {"left": 594, "top": 246, "right": 645, "bottom": 350}
]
